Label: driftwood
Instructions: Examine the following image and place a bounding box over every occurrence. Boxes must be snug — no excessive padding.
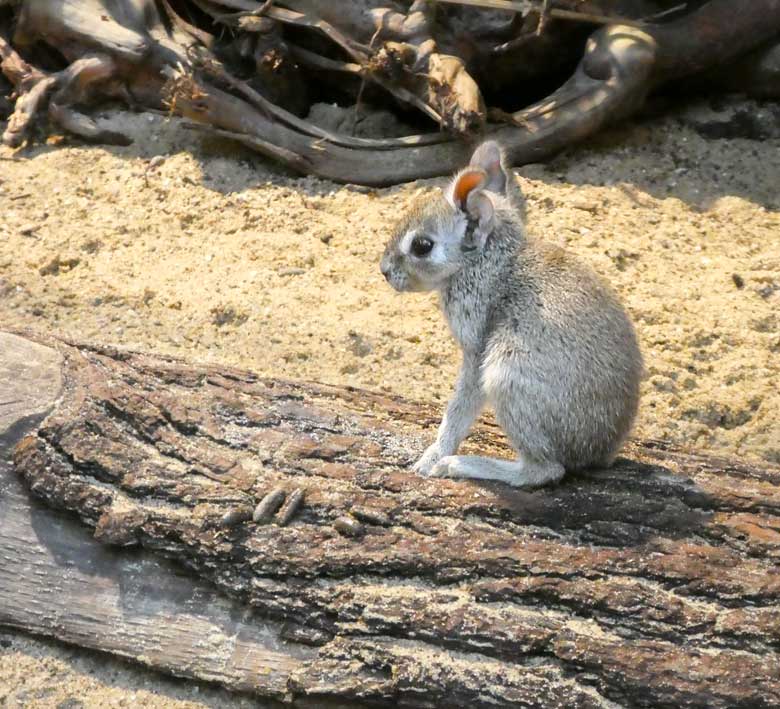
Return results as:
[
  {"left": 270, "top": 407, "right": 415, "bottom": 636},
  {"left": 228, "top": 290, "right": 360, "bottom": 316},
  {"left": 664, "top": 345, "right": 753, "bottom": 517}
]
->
[
  {"left": 2, "top": 330, "right": 780, "bottom": 707},
  {"left": 2, "top": 1, "right": 780, "bottom": 184}
]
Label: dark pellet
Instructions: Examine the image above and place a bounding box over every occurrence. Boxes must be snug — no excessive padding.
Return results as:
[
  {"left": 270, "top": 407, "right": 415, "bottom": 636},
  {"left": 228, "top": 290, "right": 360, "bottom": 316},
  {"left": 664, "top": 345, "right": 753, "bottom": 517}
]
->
[
  {"left": 253, "top": 487, "right": 286, "bottom": 524},
  {"left": 334, "top": 515, "right": 364, "bottom": 537},
  {"left": 221, "top": 506, "right": 253, "bottom": 527},
  {"left": 276, "top": 487, "right": 305, "bottom": 526},
  {"left": 351, "top": 506, "right": 391, "bottom": 527}
]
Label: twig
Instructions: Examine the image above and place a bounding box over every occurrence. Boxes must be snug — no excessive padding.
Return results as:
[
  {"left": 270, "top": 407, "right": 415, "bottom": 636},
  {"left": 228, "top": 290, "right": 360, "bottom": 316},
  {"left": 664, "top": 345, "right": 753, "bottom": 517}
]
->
[
  {"left": 160, "top": 0, "right": 215, "bottom": 47},
  {"left": 291, "top": 41, "right": 442, "bottom": 126},
  {"left": 536, "top": 0, "right": 551, "bottom": 36},
  {"left": 434, "top": 0, "right": 533, "bottom": 11},
  {"left": 491, "top": 31, "right": 537, "bottom": 55},
  {"left": 207, "top": 0, "right": 446, "bottom": 124},
  {"left": 242, "top": 0, "right": 273, "bottom": 17},
  {"left": 433, "top": 0, "right": 644, "bottom": 27},
  {"left": 180, "top": 120, "right": 313, "bottom": 173},
  {"left": 0, "top": 36, "right": 47, "bottom": 89},
  {"left": 289, "top": 45, "right": 364, "bottom": 76},
  {"left": 208, "top": 0, "right": 372, "bottom": 59},
  {"left": 353, "top": 25, "right": 384, "bottom": 137},
  {"left": 191, "top": 0, "right": 273, "bottom": 26},
  {"left": 168, "top": 55, "right": 446, "bottom": 150},
  {"left": 158, "top": 7, "right": 446, "bottom": 153},
  {"left": 643, "top": 3, "right": 687, "bottom": 21}
]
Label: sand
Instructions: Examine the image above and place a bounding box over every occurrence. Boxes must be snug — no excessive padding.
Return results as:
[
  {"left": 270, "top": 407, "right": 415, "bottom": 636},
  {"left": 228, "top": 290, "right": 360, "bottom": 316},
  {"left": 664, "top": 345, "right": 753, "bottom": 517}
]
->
[{"left": 1, "top": 99, "right": 778, "bottom": 705}]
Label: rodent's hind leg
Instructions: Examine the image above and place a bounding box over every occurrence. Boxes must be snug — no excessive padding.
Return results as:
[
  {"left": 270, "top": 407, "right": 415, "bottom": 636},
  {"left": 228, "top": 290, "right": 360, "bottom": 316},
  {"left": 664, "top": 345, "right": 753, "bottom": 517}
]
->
[{"left": 431, "top": 455, "right": 564, "bottom": 488}]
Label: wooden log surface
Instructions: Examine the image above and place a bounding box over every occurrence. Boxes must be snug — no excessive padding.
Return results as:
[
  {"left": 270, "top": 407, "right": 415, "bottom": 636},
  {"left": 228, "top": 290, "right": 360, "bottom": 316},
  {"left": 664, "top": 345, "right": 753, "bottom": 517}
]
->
[
  {"left": 0, "top": 332, "right": 319, "bottom": 706},
  {"left": 3, "top": 331, "right": 780, "bottom": 708}
]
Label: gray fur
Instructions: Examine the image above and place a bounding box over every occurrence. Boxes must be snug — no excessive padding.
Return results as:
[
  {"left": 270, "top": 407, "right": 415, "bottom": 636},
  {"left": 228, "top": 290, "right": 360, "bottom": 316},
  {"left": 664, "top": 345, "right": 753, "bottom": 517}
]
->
[{"left": 380, "top": 140, "right": 643, "bottom": 488}]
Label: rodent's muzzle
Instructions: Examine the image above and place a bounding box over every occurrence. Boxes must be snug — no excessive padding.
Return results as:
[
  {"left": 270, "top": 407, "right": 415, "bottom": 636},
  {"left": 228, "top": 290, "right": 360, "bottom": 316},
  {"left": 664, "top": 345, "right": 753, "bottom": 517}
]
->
[
  {"left": 380, "top": 251, "right": 421, "bottom": 292},
  {"left": 379, "top": 252, "right": 396, "bottom": 284}
]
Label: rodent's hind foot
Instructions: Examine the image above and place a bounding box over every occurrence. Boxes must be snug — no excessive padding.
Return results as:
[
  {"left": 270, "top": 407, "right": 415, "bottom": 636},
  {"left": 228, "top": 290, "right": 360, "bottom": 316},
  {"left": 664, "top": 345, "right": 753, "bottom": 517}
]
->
[{"left": 431, "top": 455, "right": 564, "bottom": 488}]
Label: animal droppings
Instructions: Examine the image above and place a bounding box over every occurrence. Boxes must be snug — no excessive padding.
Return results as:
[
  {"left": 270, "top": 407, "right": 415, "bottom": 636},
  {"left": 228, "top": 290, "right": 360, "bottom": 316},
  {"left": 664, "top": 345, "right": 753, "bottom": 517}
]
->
[{"left": 253, "top": 487, "right": 286, "bottom": 524}]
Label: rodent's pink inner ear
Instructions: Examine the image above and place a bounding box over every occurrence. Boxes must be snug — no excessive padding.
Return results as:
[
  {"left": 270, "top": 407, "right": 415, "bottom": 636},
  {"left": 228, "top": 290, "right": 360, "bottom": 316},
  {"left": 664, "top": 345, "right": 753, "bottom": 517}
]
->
[{"left": 453, "top": 168, "right": 487, "bottom": 208}]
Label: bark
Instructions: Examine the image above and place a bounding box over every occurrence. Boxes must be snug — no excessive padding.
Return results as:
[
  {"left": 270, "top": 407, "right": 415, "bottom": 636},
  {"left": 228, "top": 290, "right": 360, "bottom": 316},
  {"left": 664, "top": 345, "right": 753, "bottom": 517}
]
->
[
  {"left": 3, "top": 331, "right": 780, "bottom": 708},
  {"left": 0, "top": 332, "right": 322, "bottom": 705}
]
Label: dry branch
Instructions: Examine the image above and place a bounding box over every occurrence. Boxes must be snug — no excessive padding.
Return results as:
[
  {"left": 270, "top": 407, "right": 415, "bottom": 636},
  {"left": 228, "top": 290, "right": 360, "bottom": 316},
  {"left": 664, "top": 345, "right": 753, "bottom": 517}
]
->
[
  {"left": 435, "top": 0, "right": 645, "bottom": 27},
  {"left": 3, "top": 331, "right": 780, "bottom": 707}
]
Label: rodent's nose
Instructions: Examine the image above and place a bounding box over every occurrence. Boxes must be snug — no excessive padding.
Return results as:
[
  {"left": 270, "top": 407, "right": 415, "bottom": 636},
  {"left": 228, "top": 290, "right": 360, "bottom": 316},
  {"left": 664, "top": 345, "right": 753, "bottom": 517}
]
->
[{"left": 380, "top": 256, "right": 392, "bottom": 282}]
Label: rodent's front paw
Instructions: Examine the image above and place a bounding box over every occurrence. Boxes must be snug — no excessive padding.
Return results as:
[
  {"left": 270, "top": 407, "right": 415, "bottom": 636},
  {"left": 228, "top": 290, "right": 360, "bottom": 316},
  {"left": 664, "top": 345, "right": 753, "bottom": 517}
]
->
[
  {"left": 430, "top": 456, "right": 457, "bottom": 478},
  {"left": 412, "top": 444, "right": 442, "bottom": 476}
]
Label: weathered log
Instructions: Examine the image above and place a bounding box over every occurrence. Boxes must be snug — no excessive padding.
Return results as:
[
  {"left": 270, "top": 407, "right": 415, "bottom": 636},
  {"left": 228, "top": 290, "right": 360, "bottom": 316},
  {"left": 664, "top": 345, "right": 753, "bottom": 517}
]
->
[
  {"left": 3, "top": 331, "right": 780, "bottom": 708},
  {"left": 0, "top": 332, "right": 323, "bottom": 705}
]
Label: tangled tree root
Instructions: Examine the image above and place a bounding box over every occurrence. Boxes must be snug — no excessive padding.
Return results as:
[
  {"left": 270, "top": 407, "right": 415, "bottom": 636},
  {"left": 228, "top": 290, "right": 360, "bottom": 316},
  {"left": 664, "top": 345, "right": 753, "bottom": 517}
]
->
[{"left": 2, "top": 0, "right": 780, "bottom": 183}]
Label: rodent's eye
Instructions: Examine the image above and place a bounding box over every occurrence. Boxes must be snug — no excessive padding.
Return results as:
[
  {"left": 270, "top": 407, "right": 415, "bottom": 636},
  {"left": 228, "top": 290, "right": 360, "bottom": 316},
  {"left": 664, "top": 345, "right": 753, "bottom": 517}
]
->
[{"left": 410, "top": 235, "right": 434, "bottom": 257}]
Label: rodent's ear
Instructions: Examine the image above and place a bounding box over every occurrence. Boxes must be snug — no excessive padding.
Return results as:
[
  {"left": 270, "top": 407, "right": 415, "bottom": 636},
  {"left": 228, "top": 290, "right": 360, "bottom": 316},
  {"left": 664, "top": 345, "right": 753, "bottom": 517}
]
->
[
  {"left": 448, "top": 168, "right": 487, "bottom": 211},
  {"left": 469, "top": 141, "right": 508, "bottom": 196},
  {"left": 466, "top": 191, "right": 496, "bottom": 250}
]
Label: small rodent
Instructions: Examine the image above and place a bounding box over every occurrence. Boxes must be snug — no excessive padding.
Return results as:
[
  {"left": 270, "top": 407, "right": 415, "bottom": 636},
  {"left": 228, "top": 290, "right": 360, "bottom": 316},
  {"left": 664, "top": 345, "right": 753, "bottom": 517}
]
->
[{"left": 380, "top": 141, "right": 643, "bottom": 488}]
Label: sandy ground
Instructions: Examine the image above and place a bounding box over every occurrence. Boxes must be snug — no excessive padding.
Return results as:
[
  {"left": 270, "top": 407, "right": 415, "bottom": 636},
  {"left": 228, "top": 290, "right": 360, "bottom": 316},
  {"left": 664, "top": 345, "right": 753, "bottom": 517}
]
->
[
  {"left": 0, "top": 630, "right": 269, "bottom": 709},
  {"left": 1, "top": 101, "right": 779, "bottom": 705}
]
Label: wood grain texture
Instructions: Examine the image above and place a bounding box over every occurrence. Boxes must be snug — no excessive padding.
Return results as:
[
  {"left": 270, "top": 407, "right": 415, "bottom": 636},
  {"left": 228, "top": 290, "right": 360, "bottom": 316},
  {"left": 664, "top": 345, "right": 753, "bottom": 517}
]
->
[
  {"left": 5, "top": 333, "right": 780, "bottom": 708},
  {"left": 0, "top": 332, "right": 62, "bottom": 433},
  {"left": 0, "top": 333, "right": 315, "bottom": 705}
]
